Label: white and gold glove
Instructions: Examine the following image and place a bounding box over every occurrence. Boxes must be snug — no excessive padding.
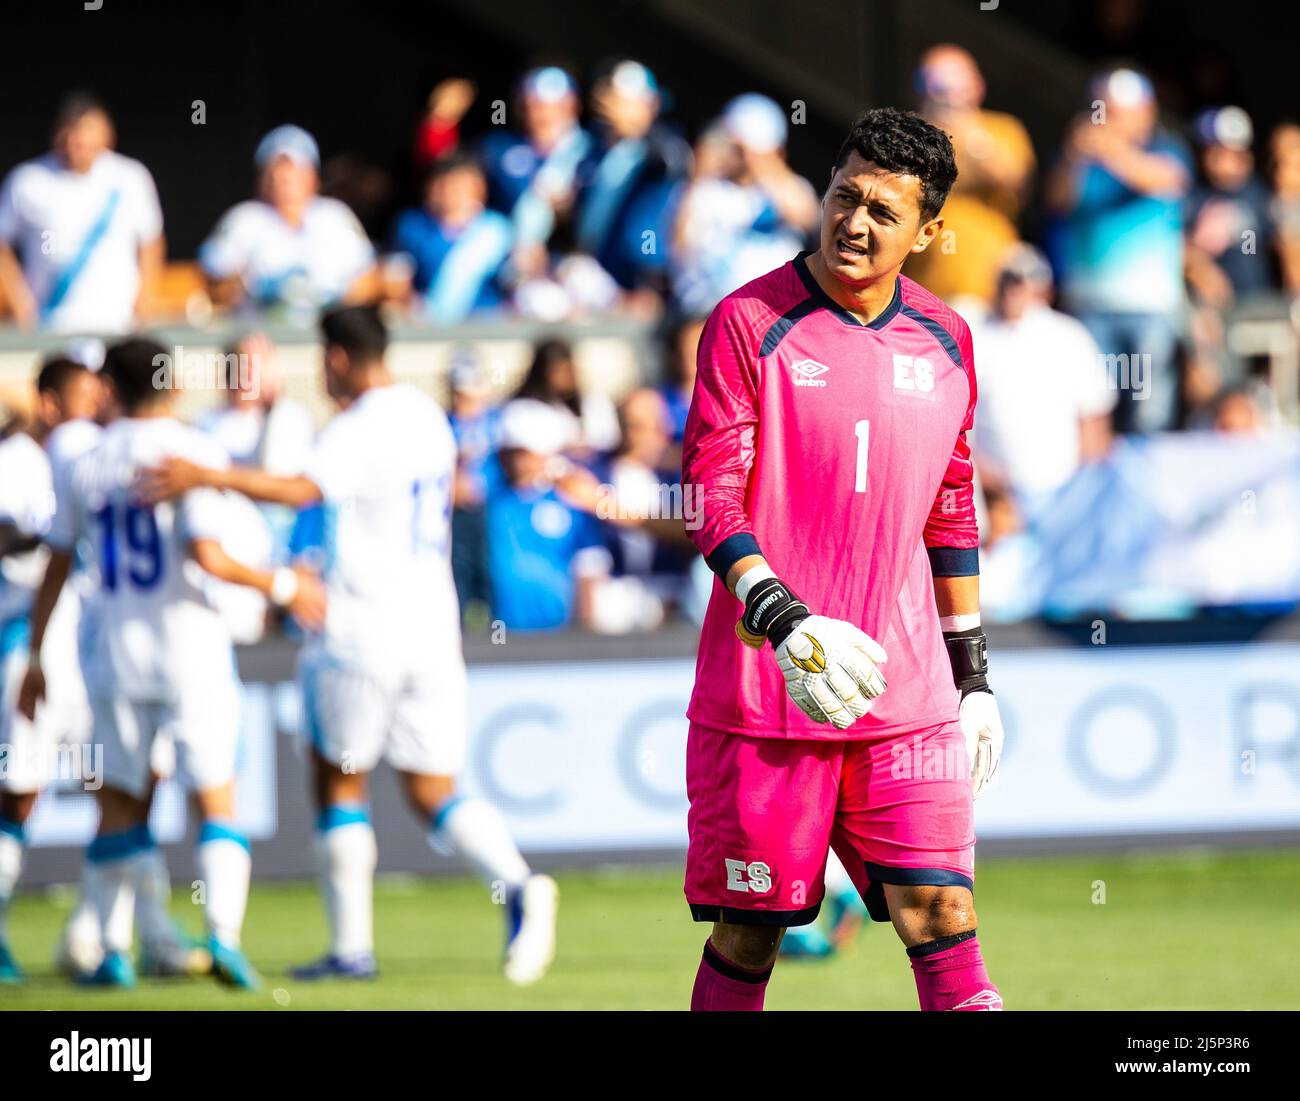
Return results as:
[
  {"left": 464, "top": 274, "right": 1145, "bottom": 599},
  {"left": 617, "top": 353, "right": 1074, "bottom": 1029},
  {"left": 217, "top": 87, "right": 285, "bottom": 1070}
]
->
[
  {"left": 944, "top": 623, "right": 1004, "bottom": 798},
  {"left": 736, "top": 570, "right": 887, "bottom": 730}
]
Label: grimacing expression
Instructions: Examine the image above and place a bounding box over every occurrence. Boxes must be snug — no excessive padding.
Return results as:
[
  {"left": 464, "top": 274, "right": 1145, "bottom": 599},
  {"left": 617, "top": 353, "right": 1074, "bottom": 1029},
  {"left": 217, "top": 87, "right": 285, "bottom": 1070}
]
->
[{"left": 820, "top": 150, "right": 940, "bottom": 287}]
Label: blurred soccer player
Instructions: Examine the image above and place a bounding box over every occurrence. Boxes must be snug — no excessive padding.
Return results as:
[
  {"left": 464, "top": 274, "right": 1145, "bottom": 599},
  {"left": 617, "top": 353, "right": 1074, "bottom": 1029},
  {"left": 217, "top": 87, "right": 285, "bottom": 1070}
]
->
[
  {"left": 682, "top": 107, "right": 1004, "bottom": 1011},
  {"left": 0, "top": 357, "right": 99, "bottom": 982},
  {"left": 18, "top": 339, "right": 324, "bottom": 990},
  {"left": 142, "top": 307, "right": 559, "bottom": 985}
]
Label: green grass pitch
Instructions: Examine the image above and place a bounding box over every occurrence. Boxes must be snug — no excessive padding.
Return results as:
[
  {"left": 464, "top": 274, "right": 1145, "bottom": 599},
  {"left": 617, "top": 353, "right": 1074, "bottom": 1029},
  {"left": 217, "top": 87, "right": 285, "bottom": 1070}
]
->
[{"left": 3, "top": 848, "right": 1297, "bottom": 1010}]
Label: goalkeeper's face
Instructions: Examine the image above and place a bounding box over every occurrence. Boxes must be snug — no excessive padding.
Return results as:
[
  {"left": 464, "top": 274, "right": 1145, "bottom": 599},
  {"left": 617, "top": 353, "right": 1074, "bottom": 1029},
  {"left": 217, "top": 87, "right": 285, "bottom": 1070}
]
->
[{"left": 819, "top": 151, "right": 942, "bottom": 288}]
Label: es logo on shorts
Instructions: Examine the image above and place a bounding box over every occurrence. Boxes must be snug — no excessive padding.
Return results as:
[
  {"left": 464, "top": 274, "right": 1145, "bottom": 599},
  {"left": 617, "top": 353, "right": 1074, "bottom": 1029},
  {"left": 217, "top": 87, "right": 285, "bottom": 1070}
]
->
[{"left": 725, "top": 858, "right": 773, "bottom": 894}]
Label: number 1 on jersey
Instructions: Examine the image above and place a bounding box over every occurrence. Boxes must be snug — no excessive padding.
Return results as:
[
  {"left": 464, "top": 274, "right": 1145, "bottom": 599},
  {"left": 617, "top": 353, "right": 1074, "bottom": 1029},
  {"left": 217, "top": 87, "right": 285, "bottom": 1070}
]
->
[{"left": 854, "top": 419, "right": 870, "bottom": 494}]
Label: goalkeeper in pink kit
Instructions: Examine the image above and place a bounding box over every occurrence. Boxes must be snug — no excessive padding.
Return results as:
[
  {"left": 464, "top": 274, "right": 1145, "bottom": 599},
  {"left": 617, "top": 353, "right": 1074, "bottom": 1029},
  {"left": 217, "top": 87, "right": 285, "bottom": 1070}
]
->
[{"left": 683, "top": 108, "right": 1005, "bottom": 1011}]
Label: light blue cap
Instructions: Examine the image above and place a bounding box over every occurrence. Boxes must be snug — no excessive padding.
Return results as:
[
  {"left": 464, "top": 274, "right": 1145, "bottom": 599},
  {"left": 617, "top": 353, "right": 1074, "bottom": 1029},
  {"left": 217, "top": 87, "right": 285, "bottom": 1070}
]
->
[
  {"left": 520, "top": 66, "right": 578, "bottom": 103},
  {"left": 255, "top": 124, "right": 320, "bottom": 170},
  {"left": 722, "top": 93, "right": 787, "bottom": 153}
]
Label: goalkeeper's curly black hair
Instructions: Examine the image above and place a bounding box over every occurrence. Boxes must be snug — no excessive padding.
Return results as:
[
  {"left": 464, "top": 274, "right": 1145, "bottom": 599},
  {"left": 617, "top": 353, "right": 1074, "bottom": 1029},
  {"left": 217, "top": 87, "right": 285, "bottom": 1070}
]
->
[{"left": 833, "top": 107, "right": 958, "bottom": 223}]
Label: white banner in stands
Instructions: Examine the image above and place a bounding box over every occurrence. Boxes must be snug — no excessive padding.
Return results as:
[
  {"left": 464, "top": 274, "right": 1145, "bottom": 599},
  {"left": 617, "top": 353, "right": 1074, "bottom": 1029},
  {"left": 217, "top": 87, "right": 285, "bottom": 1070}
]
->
[
  {"left": 454, "top": 644, "right": 1300, "bottom": 847},
  {"left": 23, "top": 643, "right": 1300, "bottom": 850}
]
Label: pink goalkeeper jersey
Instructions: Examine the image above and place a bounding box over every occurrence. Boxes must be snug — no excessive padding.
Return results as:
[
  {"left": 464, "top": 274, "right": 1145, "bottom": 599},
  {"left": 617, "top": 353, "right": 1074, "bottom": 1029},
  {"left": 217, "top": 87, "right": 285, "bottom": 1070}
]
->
[{"left": 684, "top": 253, "right": 979, "bottom": 740}]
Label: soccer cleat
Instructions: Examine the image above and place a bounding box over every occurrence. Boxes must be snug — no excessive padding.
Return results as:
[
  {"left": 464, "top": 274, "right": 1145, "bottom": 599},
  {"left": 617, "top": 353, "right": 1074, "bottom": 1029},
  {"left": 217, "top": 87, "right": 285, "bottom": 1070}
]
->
[
  {"left": 78, "top": 950, "right": 136, "bottom": 989},
  {"left": 287, "top": 952, "right": 379, "bottom": 982},
  {"left": 208, "top": 934, "right": 262, "bottom": 991},
  {"left": 0, "top": 940, "right": 25, "bottom": 984},
  {"left": 780, "top": 923, "right": 835, "bottom": 959},
  {"left": 503, "top": 874, "right": 558, "bottom": 986},
  {"left": 139, "top": 935, "right": 213, "bottom": 978}
]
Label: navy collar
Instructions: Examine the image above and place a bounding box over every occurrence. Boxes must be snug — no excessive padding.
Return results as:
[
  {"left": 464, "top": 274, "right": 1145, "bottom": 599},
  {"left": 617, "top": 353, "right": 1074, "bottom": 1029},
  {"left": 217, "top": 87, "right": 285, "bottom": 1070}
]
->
[{"left": 794, "top": 251, "right": 901, "bottom": 331}]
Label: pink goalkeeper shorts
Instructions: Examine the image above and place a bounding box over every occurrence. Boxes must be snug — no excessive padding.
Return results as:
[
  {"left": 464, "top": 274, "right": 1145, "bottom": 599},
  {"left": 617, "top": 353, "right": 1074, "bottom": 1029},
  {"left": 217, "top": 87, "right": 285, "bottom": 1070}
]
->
[{"left": 684, "top": 719, "right": 976, "bottom": 926}]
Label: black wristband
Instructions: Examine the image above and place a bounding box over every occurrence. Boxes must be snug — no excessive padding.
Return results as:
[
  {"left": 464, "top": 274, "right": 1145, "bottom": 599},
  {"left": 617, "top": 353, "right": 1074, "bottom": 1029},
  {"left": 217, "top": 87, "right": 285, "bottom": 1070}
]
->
[
  {"left": 943, "top": 626, "right": 990, "bottom": 698},
  {"left": 742, "top": 577, "right": 810, "bottom": 648}
]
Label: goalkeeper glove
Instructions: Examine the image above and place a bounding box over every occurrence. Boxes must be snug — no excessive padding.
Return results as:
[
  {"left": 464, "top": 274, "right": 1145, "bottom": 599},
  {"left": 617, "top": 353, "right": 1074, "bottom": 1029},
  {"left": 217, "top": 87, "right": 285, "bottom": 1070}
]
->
[
  {"left": 735, "top": 571, "right": 887, "bottom": 730},
  {"left": 943, "top": 623, "right": 1003, "bottom": 798}
]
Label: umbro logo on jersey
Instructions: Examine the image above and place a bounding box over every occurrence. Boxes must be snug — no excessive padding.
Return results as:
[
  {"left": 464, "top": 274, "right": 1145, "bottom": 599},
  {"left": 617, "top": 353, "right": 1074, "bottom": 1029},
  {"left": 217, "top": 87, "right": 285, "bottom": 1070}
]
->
[{"left": 790, "top": 359, "right": 829, "bottom": 388}]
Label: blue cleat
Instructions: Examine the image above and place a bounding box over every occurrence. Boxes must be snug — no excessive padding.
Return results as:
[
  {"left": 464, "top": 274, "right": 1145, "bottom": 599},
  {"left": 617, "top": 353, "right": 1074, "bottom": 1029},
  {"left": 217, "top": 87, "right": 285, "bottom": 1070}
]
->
[
  {"left": 0, "top": 940, "right": 24, "bottom": 984},
  {"left": 780, "top": 922, "right": 835, "bottom": 959},
  {"left": 208, "top": 934, "right": 262, "bottom": 991},
  {"left": 78, "top": 950, "right": 136, "bottom": 989},
  {"left": 288, "top": 952, "right": 378, "bottom": 982}
]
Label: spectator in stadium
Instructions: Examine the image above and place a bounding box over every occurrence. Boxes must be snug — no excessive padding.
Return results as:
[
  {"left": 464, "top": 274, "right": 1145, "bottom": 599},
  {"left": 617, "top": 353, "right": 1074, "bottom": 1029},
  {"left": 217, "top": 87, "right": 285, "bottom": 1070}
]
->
[
  {"left": 1267, "top": 122, "right": 1300, "bottom": 295},
  {"left": 390, "top": 153, "right": 513, "bottom": 324},
  {"left": 446, "top": 349, "right": 501, "bottom": 622},
  {"left": 1185, "top": 107, "right": 1277, "bottom": 307},
  {"left": 905, "top": 44, "right": 1037, "bottom": 307},
  {"left": 510, "top": 337, "right": 620, "bottom": 454},
  {"left": 968, "top": 245, "right": 1115, "bottom": 520},
  {"left": 0, "top": 93, "right": 163, "bottom": 334},
  {"left": 199, "top": 125, "right": 381, "bottom": 323},
  {"left": 671, "top": 95, "right": 819, "bottom": 314},
  {"left": 576, "top": 60, "right": 691, "bottom": 296},
  {"left": 1210, "top": 382, "right": 1269, "bottom": 435},
  {"left": 480, "top": 67, "right": 598, "bottom": 278},
  {"left": 596, "top": 388, "right": 695, "bottom": 611},
  {"left": 413, "top": 77, "right": 477, "bottom": 171},
  {"left": 197, "top": 331, "right": 315, "bottom": 559},
  {"left": 1046, "top": 67, "right": 1192, "bottom": 433},
  {"left": 484, "top": 398, "right": 611, "bottom": 633}
]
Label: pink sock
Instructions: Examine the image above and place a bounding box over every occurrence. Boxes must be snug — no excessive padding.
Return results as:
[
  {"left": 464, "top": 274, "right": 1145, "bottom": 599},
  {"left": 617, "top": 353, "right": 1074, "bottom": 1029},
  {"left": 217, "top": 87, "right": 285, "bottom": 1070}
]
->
[
  {"left": 908, "top": 932, "right": 1002, "bottom": 1011},
  {"left": 690, "top": 939, "right": 772, "bottom": 1011}
]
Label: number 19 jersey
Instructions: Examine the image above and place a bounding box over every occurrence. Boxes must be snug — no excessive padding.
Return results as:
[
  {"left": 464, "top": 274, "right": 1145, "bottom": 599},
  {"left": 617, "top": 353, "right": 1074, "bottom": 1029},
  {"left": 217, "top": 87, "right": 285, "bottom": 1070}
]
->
[{"left": 48, "top": 417, "right": 233, "bottom": 700}]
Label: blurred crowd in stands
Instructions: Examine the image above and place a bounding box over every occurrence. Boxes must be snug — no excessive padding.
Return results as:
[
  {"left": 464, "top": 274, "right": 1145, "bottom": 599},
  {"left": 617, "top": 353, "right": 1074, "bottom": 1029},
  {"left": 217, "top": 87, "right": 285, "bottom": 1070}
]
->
[{"left": 3, "top": 37, "right": 1300, "bottom": 632}]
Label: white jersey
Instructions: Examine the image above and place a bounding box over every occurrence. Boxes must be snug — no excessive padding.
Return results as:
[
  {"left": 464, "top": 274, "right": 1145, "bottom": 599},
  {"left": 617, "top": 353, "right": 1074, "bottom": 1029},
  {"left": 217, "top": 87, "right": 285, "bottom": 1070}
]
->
[
  {"left": 198, "top": 197, "right": 375, "bottom": 314},
  {"left": 0, "top": 151, "right": 163, "bottom": 334},
  {"left": 968, "top": 303, "right": 1116, "bottom": 503},
  {"left": 0, "top": 429, "right": 90, "bottom": 752},
  {"left": 46, "top": 418, "right": 105, "bottom": 643},
  {"left": 48, "top": 417, "right": 234, "bottom": 699},
  {"left": 0, "top": 433, "right": 60, "bottom": 633},
  {"left": 303, "top": 384, "right": 460, "bottom": 669}
]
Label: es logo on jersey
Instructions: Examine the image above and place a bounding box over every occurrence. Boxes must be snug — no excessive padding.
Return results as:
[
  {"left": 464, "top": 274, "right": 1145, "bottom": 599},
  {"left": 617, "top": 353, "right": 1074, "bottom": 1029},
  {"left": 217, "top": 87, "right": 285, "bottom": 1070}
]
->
[
  {"left": 892, "top": 353, "right": 935, "bottom": 398},
  {"left": 725, "top": 858, "right": 773, "bottom": 894},
  {"left": 789, "top": 359, "right": 829, "bottom": 388}
]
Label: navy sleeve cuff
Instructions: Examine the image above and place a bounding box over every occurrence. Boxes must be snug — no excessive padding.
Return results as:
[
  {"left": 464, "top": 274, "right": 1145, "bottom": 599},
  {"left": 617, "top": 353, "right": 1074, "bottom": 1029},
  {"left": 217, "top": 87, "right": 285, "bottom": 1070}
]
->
[
  {"left": 705, "top": 532, "right": 763, "bottom": 579},
  {"left": 927, "top": 545, "right": 979, "bottom": 577}
]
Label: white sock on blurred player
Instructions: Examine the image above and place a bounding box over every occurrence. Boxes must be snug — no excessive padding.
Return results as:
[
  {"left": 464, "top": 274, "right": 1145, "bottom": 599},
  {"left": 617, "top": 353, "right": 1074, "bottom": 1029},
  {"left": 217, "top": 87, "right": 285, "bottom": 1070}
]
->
[
  {"left": 430, "top": 795, "right": 529, "bottom": 891},
  {"left": 87, "top": 837, "right": 137, "bottom": 956},
  {"left": 318, "top": 806, "right": 377, "bottom": 959},
  {"left": 59, "top": 856, "right": 105, "bottom": 973},
  {"left": 195, "top": 821, "right": 251, "bottom": 948},
  {"left": 134, "top": 843, "right": 178, "bottom": 946},
  {"left": 0, "top": 823, "right": 23, "bottom": 944}
]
